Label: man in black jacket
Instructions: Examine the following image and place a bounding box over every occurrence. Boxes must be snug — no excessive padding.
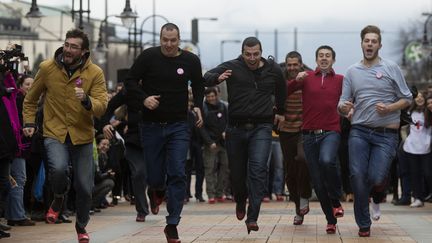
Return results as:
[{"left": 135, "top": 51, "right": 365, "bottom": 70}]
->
[
  {"left": 124, "top": 23, "right": 204, "bottom": 243},
  {"left": 200, "top": 87, "right": 229, "bottom": 204},
  {"left": 204, "top": 37, "right": 286, "bottom": 234}
]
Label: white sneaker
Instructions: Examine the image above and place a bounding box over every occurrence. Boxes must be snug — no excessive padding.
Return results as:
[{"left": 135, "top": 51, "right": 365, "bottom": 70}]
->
[
  {"left": 410, "top": 199, "right": 424, "bottom": 208},
  {"left": 371, "top": 202, "right": 381, "bottom": 221}
]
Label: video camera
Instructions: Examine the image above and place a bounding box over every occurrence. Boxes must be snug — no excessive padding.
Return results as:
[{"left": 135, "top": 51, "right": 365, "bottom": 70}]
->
[{"left": 0, "top": 44, "right": 28, "bottom": 75}]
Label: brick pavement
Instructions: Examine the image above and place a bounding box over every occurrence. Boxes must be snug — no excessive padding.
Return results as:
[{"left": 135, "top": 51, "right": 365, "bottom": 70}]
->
[{"left": 2, "top": 196, "right": 432, "bottom": 243}]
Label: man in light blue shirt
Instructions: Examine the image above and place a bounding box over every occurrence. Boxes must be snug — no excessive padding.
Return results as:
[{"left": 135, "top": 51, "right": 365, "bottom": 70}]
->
[{"left": 338, "top": 25, "right": 412, "bottom": 238}]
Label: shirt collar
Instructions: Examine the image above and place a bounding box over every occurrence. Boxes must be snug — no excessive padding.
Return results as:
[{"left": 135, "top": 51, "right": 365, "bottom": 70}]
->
[{"left": 313, "top": 67, "right": 335, "bottom": 76}]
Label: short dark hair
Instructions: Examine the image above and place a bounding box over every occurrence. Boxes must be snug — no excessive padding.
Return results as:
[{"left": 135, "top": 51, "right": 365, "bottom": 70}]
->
[
  {"left": 241, "top": 37, "right": 262, "bottom": 52},
  {"left": 361, "top": 25, "right": 381, "bottom": 44},
  {"left": 96, "top": 134, "right": 108, "bottom": 145},
  {"left": 315, "top": 45, "right": 335, "bottom": 60},
  {"left": 204, "top": 87, "right": 217, "bottom": 96},
  {"left": 160, "top": 23, "right": 180, "bottom": 39},
  {"left": 285, "top": 51, "right": 303, "bottom": 64},
  {"left": 17, "top": 74, "right": 32, "bottom": 88},
  {"left": 65, "top": 28, "right": 90, "bottom": 50}
]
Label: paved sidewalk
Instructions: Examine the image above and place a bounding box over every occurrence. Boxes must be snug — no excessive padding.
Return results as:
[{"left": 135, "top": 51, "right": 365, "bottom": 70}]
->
[{"left": 2, "top": 197, "right": 432, "bottom": 243}]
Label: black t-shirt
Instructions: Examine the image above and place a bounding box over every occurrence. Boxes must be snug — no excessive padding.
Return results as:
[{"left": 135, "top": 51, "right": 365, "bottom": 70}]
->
[{"left": 125, "top": 47, "right": 204, "bottom": 122}]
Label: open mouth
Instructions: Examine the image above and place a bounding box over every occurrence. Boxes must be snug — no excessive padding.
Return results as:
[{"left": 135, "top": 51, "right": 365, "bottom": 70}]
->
[{"left": 366, "top": 49, "right": 373, "bottom": 55}]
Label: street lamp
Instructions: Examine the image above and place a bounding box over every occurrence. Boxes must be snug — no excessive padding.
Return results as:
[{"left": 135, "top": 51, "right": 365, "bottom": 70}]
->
[
  {"left": 421, "top": 12, "right": 432, "bottom": 57},
  {"left": 71, "top": 0, "right": 90, "bottom": 30},
  {"left": 138, "top": 14, "right": 169, "bottom": 51},
  {"left": 117, "top": 0, "right": 138, "bottom": 29},
  {"left": 220, "top": 40, "right": 241, "bottom": 63},
  {"left": 25, "top": 0, "right": 44, "bottom": 30},
  {"left": 191, "top": 17, "right": 218, "bottom": 45}
]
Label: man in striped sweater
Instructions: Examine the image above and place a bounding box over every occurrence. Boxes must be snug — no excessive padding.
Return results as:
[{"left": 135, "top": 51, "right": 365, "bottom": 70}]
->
[{"left": 278, "top": 51, "right": 312, "bottom": 226}]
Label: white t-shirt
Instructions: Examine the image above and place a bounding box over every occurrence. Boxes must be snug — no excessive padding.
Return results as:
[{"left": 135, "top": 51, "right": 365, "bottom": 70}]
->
[{"left": 403, "top": 111, "right": 431, "bottom": 154}]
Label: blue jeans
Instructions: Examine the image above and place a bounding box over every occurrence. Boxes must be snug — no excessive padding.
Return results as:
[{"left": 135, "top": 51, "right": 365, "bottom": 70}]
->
[
  {"left": 44, "top": 138, "right": 94, "bottom": 229},
  {"left": 267, "top": 140, "right": 284, "bottom": 195},
  {"left": 225, "top": 123, "right": 272, "bottom": 224},
  {"left": 5, "top": 157, "right": 26, "bottom": 220},
  {"left": 348, "top": 125, "right": 398, "bottom": 229},
  {"left": 139, "top": 121, "right": 190, "bottom": 225},
  {"left": 125, "top": 145, "right": 149, "bottom": 216},
  {"left": 303, "top": 131, "right": 342, "bottom": 225}
]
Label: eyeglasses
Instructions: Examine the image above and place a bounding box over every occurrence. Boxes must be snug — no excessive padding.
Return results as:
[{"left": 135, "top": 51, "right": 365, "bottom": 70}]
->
[{"left": 63, "top": 42, "right": 82, "bottom": 51}]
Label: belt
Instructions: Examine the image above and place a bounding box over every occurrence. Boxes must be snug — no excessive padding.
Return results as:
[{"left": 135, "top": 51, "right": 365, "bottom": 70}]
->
[
  {"left": 142, "top": 121, "right": 176, "bottom": 126},
  {"left": 360, "top": 125, "right": 398, "bottom": 134},
  {"left": 302, "top": 129, "right": 329, "bottom": 135},
  {"left": 230, "top": 122, "right": 259, "bottom": 130}
]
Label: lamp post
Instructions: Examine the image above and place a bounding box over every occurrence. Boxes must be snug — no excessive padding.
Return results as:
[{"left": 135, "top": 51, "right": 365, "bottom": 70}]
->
[
  {"left": 138, "top": 14, "right": 169, "bottom": 51},
  {"left": 220, "top": 40, "right": 241, "bottom": 63},
  {"left": 71, "top": 0, "right": 91, "bottom": 30},
  {"left": 25, "top": 0, "right": 44, "bottom": 30},
  {"left": 191, "top": 17, "right": 218, "bottom": 45},
  {"left": 421, "top": 12, "right": 432, "bottom": 57},
  {"left": 117, "top": 0, "right": 138, "bottom": 29}
]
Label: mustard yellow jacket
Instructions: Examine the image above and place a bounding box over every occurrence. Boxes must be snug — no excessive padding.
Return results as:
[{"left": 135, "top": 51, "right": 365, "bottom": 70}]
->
[{"left": 23, "top": 49, "right": 108, "bottom": 145}]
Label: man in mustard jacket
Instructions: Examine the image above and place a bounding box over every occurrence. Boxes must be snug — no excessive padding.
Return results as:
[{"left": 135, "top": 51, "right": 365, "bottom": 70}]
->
[{"left": 23, "top": 28, "right": 107, "bottom": 243}]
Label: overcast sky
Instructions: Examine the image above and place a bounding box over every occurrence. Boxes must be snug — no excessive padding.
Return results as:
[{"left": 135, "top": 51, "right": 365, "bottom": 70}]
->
[{"left": 28, "top": 0, "right": 432, "bottom": 72}]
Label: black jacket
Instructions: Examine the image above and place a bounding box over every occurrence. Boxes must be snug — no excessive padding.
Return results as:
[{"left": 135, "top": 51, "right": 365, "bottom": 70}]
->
[
  {"left": 200, "top": 100, "right": 228, "bottom": 146},
  {"left": 204, "top": 56, "right": 286, "bottom": 123}
]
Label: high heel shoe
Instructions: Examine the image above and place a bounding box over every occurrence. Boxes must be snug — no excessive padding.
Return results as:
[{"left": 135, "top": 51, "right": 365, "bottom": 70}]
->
[
  {"left": 245, "top": 222, "right": 259, "bottom": 234},
  {"left": 236, "top": 202, "right": 246, "bottom": 220},
  {"left": 164, "top": 224, "right": 181, "bottom": 243}
]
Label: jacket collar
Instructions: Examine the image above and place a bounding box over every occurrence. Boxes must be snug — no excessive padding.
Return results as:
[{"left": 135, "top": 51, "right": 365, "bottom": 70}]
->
[{"left": 54, "top": 47, "right": 91, "bottom": 71}]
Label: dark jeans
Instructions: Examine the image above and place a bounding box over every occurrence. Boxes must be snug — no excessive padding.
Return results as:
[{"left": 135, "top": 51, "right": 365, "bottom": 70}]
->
[
  {"left": 92, "top": 178, "right": 114, "bottom": 207},
  {"left": 397, "top": 149, "right": 412, "bottom": 201},
  {"left": 279, "top": 132, "right": 311, "bottom": 214},
  {"left": 225, "top": 123, "right": 272, "bottom": 224},
  {"left": 125, "top": 145, "right": 149, "bottom": 216},
  {"left": 303, "top": 131, "right": 342, "bottom": 225},
  {"left": 186, "top": 141, "right": 204, "bottom": 198},
  {"left": 44, "top": 138, "right": 94, "bottom": 229},
  {"left": 139, "top": 121, "right": 190, "bottom": 225},
  {"left": 348, "top": 125, "right": 398, "bottom": 229},
  {"left": 404, "top": 151, "right": 432, "bottom": 200}
]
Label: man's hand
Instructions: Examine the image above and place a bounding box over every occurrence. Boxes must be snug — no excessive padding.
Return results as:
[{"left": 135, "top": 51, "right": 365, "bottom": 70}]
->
[
  {"left": 274, "top": 114, "right": 285, "bottom": 130},
  {"left": 193, "top": 107, "right": 203, "bottom": 128},
  {"left": 74, "top": 87, "right": 87, "bottom": 101},
  {"left": 210, "top": 143, "right": 217, "bottom": 150},
  {"left": 143, "top": 95, "right": 161, "bottom": 110},
  {"left": 295, "top": 71, "right": 308, "bottom": 81},
  {"left": 103, "top": 124, "right": 115, "bottom": 140},
  {"left": 217, "top": 70, "right": 232, "bottom": 83},
  {"left": 23, "top": 127, "right": 35, "bottom": 137},
  {"left": 339, "top": 101, "right": 354, "bottom": 115},
  {"left": 376, "top": 102, "right": 391, "bottom": 115}
]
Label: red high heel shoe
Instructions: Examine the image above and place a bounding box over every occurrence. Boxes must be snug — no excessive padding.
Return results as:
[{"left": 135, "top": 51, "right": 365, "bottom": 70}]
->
[
  {"left": 332, "top": 206, "right": 344, "bottom": 218},
  {"left": 77, "top": 232, "right": 89, "bottom": 243},
  {"left": 246, "top": 222, "right": 259, "bottom": 234},
  {"left": 358, "top": 228, "right": 370, "bottom": 237},
  {"left": 45, "top": 207, "right": 60, "bottom": 224},
  {"left": 326, "top": 224, "right": 336, "bottom": 234}
]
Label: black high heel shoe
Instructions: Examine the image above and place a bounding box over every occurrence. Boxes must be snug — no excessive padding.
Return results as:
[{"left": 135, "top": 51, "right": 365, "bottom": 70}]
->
[{"left": 245, "top": 222, "right": 259, "bottom": 234}]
